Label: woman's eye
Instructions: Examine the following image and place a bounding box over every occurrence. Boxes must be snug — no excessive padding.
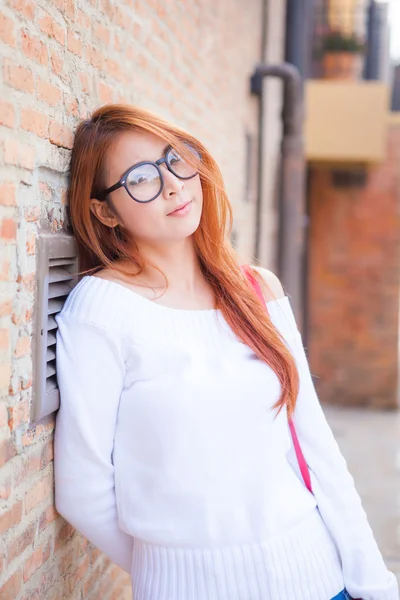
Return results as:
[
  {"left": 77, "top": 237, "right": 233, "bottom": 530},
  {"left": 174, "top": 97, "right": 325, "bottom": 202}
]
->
[{"left": 168, "top": 149, "right": 182, "bottom": 162}]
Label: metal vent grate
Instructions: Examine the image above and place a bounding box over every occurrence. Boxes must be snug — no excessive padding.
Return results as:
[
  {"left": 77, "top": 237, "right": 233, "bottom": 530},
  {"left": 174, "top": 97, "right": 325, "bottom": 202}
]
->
[{"left": 32, "top": 233, "right": 78, "bottom": 422}]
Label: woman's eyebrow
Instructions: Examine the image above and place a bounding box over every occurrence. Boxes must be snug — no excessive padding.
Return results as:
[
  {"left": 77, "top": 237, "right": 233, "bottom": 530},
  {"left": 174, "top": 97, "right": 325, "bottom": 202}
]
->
[{"left": 134, "top": 145, "right": 171, "bottom": 165}]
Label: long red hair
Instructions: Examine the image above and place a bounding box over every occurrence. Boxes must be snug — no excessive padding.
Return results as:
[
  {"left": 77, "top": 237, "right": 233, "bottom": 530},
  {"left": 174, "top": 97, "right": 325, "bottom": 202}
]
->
[{"left": 68, "top": 103, "right": 299, "bottom": 417}]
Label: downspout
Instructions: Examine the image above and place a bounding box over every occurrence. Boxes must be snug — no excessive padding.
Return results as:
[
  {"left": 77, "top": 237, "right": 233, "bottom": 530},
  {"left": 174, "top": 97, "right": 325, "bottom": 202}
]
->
[
  {"left": 250, "top": 62, "right": 306, "bottom": 325},
  {"left": 253, "top": 0, "right": 268, "bottom": 262}
]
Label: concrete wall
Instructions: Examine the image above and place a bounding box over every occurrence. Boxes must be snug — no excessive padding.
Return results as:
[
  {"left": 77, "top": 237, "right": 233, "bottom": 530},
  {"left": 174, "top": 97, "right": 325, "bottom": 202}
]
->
[{"left": 0, "top": 0, "right": 286, "bottom": 598}]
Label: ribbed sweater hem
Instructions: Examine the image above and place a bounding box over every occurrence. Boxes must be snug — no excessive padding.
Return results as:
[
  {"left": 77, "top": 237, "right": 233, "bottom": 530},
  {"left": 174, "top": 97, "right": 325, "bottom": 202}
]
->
[{"left": 130, "top": 508, "right": 344, "bottom": 600}]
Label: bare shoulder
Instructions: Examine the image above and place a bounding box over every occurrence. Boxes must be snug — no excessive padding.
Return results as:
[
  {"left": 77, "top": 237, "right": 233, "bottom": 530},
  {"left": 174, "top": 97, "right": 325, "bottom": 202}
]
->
[{"left": 250, "top": 266, "right": 286, "bottom": 302}]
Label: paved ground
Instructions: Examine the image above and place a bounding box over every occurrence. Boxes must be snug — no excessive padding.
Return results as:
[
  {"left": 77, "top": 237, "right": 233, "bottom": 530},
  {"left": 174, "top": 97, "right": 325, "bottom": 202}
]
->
[{"left": 324, "top": 405, "right": 400, "bottom": 584}]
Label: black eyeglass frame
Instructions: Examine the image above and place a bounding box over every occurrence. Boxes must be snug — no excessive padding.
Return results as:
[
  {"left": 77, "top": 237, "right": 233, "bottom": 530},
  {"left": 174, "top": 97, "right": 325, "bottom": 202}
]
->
[{"left": 97, "top": 143, "right": 201, "bottom": 204}]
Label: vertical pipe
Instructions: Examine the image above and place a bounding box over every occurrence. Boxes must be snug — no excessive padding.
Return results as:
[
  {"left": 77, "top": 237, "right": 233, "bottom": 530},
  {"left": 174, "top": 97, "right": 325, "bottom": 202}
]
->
[
  {"left": 254, "top": 0, "right": 269, "bottom": 262},
  {"left": 251, "top": 63, "right": 306, "bottom": 325},
  {"left": 285, "top": 0, "right": 314, "bottom": 80},
  {"left": 364, "top": 0, "right": 388, "bottom": 81}
]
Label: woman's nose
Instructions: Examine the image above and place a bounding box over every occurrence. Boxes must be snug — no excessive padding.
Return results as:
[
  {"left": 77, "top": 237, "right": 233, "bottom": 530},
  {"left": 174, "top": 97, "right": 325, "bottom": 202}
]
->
[{"left": 161, "top": 164, "right": 184, "bottom": 195}]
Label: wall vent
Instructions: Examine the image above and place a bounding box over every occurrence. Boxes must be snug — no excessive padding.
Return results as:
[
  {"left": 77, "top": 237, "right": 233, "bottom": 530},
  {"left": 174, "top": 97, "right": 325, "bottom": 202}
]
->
[{"left": 32, "top": 233, "right": 78, "bottom": 422}]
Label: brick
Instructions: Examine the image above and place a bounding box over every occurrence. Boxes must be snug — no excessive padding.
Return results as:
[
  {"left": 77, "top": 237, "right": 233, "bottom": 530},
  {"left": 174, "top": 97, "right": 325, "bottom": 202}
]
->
[
  {"left": 14, "top": 452, "right": 41, "bottom": 488},
  {"left": 39, "top": 181, "right": 52, "bottom": 201},
  {"left": 64, "top": 555, "right": 90, "bottom": 594},
  {"left": 308, "top": 127, "right": 400, "bottom": 409},
  {"left": 49, "top": 121, "right": 73, "bottom": 149},
  {"left": 0, "top": 437, "right": 15, "bottom": 467},
  {"left": 114, "top": 33, "right": 122, "bottom": 52},
  {"left": 105, "top": 58, "right": 125, "bottom": 83},
  {"left": 0, "top": 101, "right": 14, "bottom": 127},
  {"left": 65, "top": 97, "right": 79, "bottom": 117},
  {"left": 40, "top": 439, "right": 54, "bottom": 469},
  {"left": 38, "top": 503, "right": 58, "bottom": 532},
  {"left": 21, "top": 108, "right": 49, "bottom": 139},
  {"left": 0, "top": 299, "right": 12, "bottom": 318},
  {"left": 85, "top": 44, "right": 103, "bottom": 68},
  {"left": 9, "top": 373, "right": 33, "bottom": 397},
  {"left": 17, "top": 272, "right": 35, "bottom": 291},
  {"left": 3, "top": 139, "right": 35, "bottom": 170},
  {"left": 0, "top": 476, "right": 11, "bottom": 500},
  {"left": 83, "top": 565, "right": 104, "bottom": 597},
  {"left": 9, "top": 0, "right": 35, "bottom": 19},
  {"left": 36, "top": 78, "right": 62, "bottom": 107},
  {"left": 0, "top": 329, "right": 9, "bottom": 351},
  {"left": 12, "top": 303, "right": 33, "bottom": 327},
  {"left": 23, "top": 546, "right": 42, "bottom": 582},
  {"left": 0, "top": 183, "right": 17, "bottom": 206},
  {"left": 50, "top": 48, "right": 63, "bottom": 77},
  {"left": 25, "top": 473, "right": 53, "bottom": 514},
  {"left": 58, "top": 546, "right": 75, "bottom": 575},
  {"left": 23, "top": 539, "right": 52, "bottom": 582},
  {"left": 8, "top": 522, "right": 35, "bottom": 562},
  {"left": 1, "top": 219, "right": 17, "bottom": 242},
  {"left": 67, "top": 30, "right": 82, "bottom": 56},
  {"left": 98, "top": 80, "right": 114, "bottom": 104},
  {"left": 89, "top": 546, "right": 102, "bottom": 565},
  {"left": 91, "top": 575, "right": 113, "bottom": 600},
  {"left": 0, "top": 261, "right": 10, "bottom": 282},
  {"left": 3, "top": 59, "right": 34, "bottom": 93},
  {"left": 55, "top": 521, "right": 75, "bottom": 551},
  {"left": 0, "top": 570, "right": 22, "bottom": 600},
  {"left": 25, "top": 206, "right": 41, "bottom": 223},
  {"left": 0, "top": 13, "right": 16, "bottom": 47},
  {"left": 94, "top": 23, "right": 110, "bottom": 44},
  {"left": 15, "top": 335, "right": 31, "bottom": 357},
  {"left": 20, "top": 30, "right": 48, "bottom": 66},
  {"left": 114, "top": 6, "right": 133, "bottom": 30},
  {"left": 0, "top": 362, "right": 11, "bottom": 392},
  {"left": 38, "top": 14, "right": 65, "bottom": 46},
  {"left": 76, "top": 8, "right": 90, "bottom": 30},
  {"left": 0, "top": 500, "right": 23, "bottom": 534},
  {"left": 52, "top": 0, "right": 75, "bottom": 19},
  {"left": 8, "top": 399, "right": 30, "bottom": 429},
  {"left": 0, "top": 401, "right": 8, "bottom": 426},
  {"left": 26, "top": 232, "right": 35, "bottom": 255},
  {"left": 79, "top": 72, "right": 90, "bottom": 94}
]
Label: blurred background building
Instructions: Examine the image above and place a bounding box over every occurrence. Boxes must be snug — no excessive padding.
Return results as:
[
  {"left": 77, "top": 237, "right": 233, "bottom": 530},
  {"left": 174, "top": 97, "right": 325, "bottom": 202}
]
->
[
  {"left": 301, "top": 0, "right": 400, "bottom": 411},
  {"left": 0, "top": 0, "right": 399, "bottom": 598}
]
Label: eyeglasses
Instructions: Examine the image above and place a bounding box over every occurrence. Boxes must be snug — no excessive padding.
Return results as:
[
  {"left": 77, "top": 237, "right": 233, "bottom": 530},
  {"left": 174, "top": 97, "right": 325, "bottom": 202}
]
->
[{"left": 97, "top": 142, "right": 201, "bottom": 203}]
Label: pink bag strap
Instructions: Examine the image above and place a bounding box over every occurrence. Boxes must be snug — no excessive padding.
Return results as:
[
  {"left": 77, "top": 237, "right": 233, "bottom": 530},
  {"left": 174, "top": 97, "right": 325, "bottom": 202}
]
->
[{"left": 241, "top": 265, "right": 313, "bottom": 494}]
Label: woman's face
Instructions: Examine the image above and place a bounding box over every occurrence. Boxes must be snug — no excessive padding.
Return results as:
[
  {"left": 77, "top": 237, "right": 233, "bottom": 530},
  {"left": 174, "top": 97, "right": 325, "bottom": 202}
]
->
[{"left": 90, "top": 130, "right": 203, "bottom": 245}]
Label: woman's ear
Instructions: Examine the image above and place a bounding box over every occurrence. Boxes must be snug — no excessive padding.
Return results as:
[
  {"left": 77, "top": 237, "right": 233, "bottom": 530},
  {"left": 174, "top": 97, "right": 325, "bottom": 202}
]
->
[{"left": 89, "top": 198, "right": 120, "bottom": 228}]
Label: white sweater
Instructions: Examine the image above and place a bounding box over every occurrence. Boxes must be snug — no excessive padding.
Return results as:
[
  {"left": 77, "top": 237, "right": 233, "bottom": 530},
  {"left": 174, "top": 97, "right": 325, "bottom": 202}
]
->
[{"left": 54, "top": 275, "right": 398, "bottom": 600}]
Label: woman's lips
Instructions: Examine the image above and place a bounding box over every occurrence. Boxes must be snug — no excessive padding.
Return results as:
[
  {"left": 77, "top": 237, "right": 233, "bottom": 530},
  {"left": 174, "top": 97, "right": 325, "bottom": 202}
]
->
[{"left": 167, "top": 200, "right": 193, "bottom": 216}]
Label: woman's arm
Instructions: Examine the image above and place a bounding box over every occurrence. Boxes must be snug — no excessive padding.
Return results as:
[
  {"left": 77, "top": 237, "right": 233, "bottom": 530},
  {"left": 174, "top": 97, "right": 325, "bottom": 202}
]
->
[
  {"left": 256, "top": 267, "right": 399, "bottom": 600},
  {"left": 54, "top": 316, "right": 134, "bottom": 573}
]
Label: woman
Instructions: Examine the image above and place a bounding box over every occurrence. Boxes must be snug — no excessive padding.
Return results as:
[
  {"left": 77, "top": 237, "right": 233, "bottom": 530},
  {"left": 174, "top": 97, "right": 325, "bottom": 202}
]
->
[{"left": 54, "top": 104, "right": 398, "bottom": 600}]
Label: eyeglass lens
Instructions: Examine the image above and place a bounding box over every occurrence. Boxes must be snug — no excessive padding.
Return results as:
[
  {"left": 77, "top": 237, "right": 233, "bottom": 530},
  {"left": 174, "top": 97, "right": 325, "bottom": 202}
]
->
[{"left": 125, "top": 144, "right": 200, "bottom": 202}]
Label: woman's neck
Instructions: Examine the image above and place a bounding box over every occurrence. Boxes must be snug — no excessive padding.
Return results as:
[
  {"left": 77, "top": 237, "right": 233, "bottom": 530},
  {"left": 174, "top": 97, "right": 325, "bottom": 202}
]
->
[{"left": 111, "top": 237, "right": 216, "bottom": 309}]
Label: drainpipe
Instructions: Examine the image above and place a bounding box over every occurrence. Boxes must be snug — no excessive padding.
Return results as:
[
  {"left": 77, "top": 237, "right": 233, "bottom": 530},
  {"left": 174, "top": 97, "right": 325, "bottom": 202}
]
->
[{"left": 250, "top": 62, "right": 306, "bottom": 326}]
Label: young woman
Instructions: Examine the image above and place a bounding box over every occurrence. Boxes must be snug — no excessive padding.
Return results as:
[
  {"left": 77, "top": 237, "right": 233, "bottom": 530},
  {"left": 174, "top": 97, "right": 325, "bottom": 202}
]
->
[{"left": 54, "top": 104, "right": 398, "bottom": 600}]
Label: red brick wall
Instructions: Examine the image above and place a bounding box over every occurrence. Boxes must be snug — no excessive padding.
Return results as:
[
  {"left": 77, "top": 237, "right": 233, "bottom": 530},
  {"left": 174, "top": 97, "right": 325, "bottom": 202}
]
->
[
  {"left": 307, "top": 122, "right": 400, "bottom": 409},
  {"left": 0, "top": 0, "right": 267, "bottom": 598}
]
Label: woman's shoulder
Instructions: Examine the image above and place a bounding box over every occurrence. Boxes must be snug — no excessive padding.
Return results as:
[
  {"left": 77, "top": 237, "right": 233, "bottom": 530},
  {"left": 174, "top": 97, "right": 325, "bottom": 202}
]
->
[
  {"left": 57, "top": 272, "right": 132, "bottom": 333},
  {"left": 247, "top": 266, "right": 299, "bottom": 338},
  {"left": 250, "top": 266, "right": 286, "bottom": 302}
]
